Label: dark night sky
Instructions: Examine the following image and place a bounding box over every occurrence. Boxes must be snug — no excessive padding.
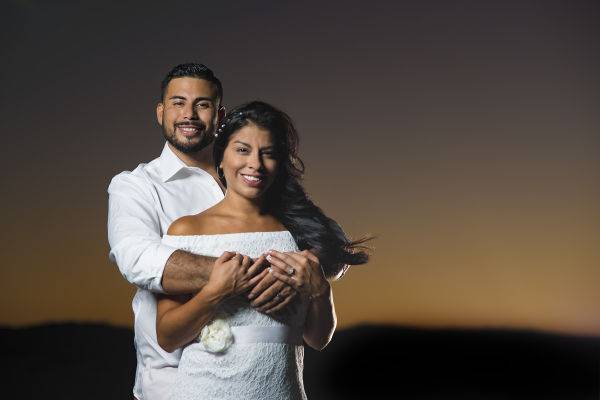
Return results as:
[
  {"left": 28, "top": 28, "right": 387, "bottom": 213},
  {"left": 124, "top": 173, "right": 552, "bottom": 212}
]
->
[{"left": 1, "top": 0, "right": 599, "bottom": 335}]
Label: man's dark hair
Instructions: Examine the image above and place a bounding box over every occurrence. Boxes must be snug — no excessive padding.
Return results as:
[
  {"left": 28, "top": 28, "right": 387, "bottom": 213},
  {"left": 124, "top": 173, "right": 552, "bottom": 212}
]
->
[{"left": 160, "top": 63, "right": 223, "bottom": 102}]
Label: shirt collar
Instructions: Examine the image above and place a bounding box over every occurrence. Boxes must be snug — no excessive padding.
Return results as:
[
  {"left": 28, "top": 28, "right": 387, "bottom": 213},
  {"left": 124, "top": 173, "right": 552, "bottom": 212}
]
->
[{"left": 158, "top": 143, "right": 188, "bottom": 182}]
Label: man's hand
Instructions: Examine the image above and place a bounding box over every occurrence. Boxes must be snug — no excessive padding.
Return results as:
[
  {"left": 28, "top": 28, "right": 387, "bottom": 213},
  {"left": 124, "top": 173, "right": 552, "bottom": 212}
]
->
[
  {"left": 203, "top": 252, "right": 266, "bottom": 299},
  {"left": 247, "top": 259, "right": 297, "bottom": 314}
]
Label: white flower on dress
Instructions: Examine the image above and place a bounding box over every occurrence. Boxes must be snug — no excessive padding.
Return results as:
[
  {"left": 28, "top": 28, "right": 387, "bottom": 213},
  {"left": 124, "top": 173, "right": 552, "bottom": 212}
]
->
[{"left": 199, "top": 318, "right": 233, "bottom": 353}]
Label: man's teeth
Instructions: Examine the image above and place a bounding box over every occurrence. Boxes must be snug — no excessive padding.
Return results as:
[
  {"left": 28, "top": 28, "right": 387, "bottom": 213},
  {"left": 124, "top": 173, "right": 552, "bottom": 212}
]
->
[
  {"left": 179, "top": 126, "right": 198, "bottom": 133},
  {"left": 243, "top": 175, "right": 261, "bottom": 182}
]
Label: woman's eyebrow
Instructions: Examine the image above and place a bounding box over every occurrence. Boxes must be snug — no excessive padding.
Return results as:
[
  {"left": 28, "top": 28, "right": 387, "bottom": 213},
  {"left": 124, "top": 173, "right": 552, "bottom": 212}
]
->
[{"left": 233, "top": 141, "right": 275, "bottom": 150}]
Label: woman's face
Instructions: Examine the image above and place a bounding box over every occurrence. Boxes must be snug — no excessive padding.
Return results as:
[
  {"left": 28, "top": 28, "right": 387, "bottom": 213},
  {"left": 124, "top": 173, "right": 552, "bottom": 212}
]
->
[{"left": 220, "top": 122, "right": 279, "bottom": 201}]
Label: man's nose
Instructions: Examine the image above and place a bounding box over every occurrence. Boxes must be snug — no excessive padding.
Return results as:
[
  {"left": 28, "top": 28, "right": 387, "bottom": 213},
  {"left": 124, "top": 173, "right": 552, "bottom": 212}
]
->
[{"left": 183, "top": 104, "right": 199, "bottom": 120}]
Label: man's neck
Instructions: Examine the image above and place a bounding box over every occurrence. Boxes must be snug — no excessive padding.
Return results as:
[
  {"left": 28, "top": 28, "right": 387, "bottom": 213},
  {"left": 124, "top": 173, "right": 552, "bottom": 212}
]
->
[{"left": 168, "top": 142, "right": 214, "bottom": 172}]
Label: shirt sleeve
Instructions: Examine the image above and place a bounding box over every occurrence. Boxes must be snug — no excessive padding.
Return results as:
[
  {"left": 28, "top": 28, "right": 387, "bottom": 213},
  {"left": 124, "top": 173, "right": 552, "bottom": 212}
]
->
[{"left": 107, "top": 172, "right": 178, "bottom": 293}]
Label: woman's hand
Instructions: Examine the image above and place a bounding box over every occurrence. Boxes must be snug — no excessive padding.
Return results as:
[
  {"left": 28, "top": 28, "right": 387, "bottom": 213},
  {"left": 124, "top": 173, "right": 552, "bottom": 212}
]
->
[
  {"left": 266, "top": 250, "right": 330, "bottom": 301},
  {"left": 204, "top": 252, "right": 266, "bottom": 299}
]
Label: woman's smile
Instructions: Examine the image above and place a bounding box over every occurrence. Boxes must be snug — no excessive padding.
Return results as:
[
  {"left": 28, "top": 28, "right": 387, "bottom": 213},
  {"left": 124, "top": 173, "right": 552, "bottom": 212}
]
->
[{"left": 240, "top": 173, "right": 265, "bottom": 187}]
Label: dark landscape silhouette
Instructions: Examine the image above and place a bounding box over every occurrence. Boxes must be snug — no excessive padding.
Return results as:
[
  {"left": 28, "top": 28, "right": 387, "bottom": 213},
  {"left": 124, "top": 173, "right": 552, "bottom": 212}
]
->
[{"left": 1, "top": 323, "right": 598, "bottom": 399}]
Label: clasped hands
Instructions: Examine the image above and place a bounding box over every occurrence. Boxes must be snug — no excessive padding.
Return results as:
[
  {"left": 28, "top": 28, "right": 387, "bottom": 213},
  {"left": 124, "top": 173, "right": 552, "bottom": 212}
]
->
[{"left": 206, "top": 249, "right": 330, "bottom": 314}]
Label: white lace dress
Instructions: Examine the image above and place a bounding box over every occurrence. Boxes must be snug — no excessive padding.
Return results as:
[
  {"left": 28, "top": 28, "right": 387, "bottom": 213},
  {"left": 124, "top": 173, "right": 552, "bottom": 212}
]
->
[{"left": 161, "top": 231, "right": 309, "bottom": 400}]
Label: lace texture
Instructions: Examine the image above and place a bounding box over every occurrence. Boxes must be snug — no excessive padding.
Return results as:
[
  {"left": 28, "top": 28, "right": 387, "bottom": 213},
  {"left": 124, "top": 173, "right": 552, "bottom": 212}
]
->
[{"left": 162, "top": 231, "right": 308, "bottom": 400}]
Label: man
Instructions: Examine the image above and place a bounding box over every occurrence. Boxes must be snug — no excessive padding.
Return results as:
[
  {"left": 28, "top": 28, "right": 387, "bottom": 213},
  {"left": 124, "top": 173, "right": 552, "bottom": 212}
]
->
[{"left": 107, "top": 63, "right": 298, "bottom": 399}]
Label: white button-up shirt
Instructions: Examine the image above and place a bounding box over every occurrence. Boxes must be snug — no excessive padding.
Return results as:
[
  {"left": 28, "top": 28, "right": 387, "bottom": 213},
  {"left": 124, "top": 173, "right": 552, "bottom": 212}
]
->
[{"left": 107, "top": 143, "right": 224, "bottom": 400}]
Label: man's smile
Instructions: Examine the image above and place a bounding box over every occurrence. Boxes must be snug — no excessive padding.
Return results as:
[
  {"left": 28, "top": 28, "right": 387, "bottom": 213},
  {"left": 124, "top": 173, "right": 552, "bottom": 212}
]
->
[{"left": 175, "top": 123, "right": 204, "bottom": 137}]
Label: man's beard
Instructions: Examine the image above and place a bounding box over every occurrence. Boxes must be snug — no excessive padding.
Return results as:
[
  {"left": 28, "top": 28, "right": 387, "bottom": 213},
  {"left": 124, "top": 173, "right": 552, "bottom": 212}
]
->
[{"left": 163, "top": 122, "right": 213, "bottom": 154}]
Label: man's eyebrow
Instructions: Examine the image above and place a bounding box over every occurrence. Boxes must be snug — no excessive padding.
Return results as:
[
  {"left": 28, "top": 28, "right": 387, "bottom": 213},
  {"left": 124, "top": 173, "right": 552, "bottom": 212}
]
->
[
  {"left": 168, "top": 96, "right": 216, "bottom": 102},
  {"left": 193, "top": 97, "right": 215, "bottom": 102}
]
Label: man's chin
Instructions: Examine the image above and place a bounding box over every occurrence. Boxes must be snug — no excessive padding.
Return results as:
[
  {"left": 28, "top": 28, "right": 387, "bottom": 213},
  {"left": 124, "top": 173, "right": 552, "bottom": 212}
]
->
[{"left": 166, "top": 135, "right": 212, "bottom": 154}]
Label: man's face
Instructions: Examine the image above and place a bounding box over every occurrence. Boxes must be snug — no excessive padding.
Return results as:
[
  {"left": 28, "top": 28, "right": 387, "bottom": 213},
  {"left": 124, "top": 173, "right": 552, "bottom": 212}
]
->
[{"left": 156, "top": 77, "right": 221, "bottom": 153}]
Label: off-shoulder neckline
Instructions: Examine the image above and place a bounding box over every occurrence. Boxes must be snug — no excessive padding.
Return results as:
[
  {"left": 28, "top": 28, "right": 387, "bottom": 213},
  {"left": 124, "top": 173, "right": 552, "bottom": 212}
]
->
[{"left": 163, "top": 230, "right": 291, "bottom": 239}]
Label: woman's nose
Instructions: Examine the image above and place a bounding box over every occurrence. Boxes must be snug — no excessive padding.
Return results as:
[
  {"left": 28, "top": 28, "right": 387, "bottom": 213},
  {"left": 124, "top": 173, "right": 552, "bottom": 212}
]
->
[{"left": 247, "top": 151, "right": 263, "bottom": 170}]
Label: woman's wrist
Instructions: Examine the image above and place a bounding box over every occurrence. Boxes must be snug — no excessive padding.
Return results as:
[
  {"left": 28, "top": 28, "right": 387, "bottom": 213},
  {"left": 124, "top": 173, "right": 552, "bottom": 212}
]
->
[
  {"left": 199, "top": 282, "right": 229, "bottom": 304},
  {"left": 309, "top": 280, "right": 331, "bottom": 302}
]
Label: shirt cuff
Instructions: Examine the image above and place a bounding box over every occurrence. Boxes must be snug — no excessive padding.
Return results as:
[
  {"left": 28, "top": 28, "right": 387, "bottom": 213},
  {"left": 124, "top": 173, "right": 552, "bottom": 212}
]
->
[{"left": 148, "top": 244, "right": 179, "bottom": 293}]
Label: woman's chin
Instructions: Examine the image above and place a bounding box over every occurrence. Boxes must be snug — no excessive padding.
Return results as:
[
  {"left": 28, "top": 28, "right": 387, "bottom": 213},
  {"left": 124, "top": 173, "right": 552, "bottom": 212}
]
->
[
  {"left": 230, "top": 187, "right": 267, "bottom": 201},
  {"left": 226, "top": 181, "right": 275, "bottom": 203}
]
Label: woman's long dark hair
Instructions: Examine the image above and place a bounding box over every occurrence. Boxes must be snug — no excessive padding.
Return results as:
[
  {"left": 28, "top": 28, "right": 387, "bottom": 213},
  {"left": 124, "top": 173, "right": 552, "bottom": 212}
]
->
[{"left": 213, "top": 101, "right": 370, "bottom": 278}]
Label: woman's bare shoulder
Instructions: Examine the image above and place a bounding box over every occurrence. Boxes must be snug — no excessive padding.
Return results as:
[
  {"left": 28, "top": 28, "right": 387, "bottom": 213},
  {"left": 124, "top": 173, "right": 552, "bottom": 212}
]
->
[
  {"left": 167, "top": 215, "right": 196, "bottom": 236},
  {"left": 167, "top": 211, "right": 218, "bottom": 236}
]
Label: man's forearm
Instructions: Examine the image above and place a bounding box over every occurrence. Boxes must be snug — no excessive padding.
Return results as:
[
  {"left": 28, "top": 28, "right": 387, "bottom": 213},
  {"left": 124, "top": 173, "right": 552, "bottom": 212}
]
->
[{"left": 161, "top": 250, "right": 216, "bottom": 294}]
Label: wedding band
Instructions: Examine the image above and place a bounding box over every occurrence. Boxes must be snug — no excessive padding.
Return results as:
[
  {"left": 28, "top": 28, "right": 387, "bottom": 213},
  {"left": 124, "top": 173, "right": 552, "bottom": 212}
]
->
[{"left": 287, "top": 267, "right": 295, "bottom": 275}]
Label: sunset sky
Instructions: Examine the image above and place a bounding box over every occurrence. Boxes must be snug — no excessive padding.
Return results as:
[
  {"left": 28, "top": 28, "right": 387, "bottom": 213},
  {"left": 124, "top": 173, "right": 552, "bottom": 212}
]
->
[{"left": 1, "top": 0, "right": 599, "bottom": 336}]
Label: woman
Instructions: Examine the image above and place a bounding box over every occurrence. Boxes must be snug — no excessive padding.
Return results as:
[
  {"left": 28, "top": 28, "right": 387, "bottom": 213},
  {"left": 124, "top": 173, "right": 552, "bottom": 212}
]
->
[{"left": 156, "top": 101, "right": 369, "bottom": 399}]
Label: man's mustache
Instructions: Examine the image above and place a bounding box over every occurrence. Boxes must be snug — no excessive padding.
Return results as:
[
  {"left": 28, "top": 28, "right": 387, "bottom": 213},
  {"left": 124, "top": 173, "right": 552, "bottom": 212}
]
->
[{"left": 174, "top": 121, "right": 206, "bottom": 130}]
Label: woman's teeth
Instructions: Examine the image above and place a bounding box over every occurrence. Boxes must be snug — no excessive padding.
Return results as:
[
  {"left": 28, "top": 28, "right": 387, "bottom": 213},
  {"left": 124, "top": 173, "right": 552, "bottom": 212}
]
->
[{"left": 242, "top": 175, "right": 261, "bottom": 182}]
